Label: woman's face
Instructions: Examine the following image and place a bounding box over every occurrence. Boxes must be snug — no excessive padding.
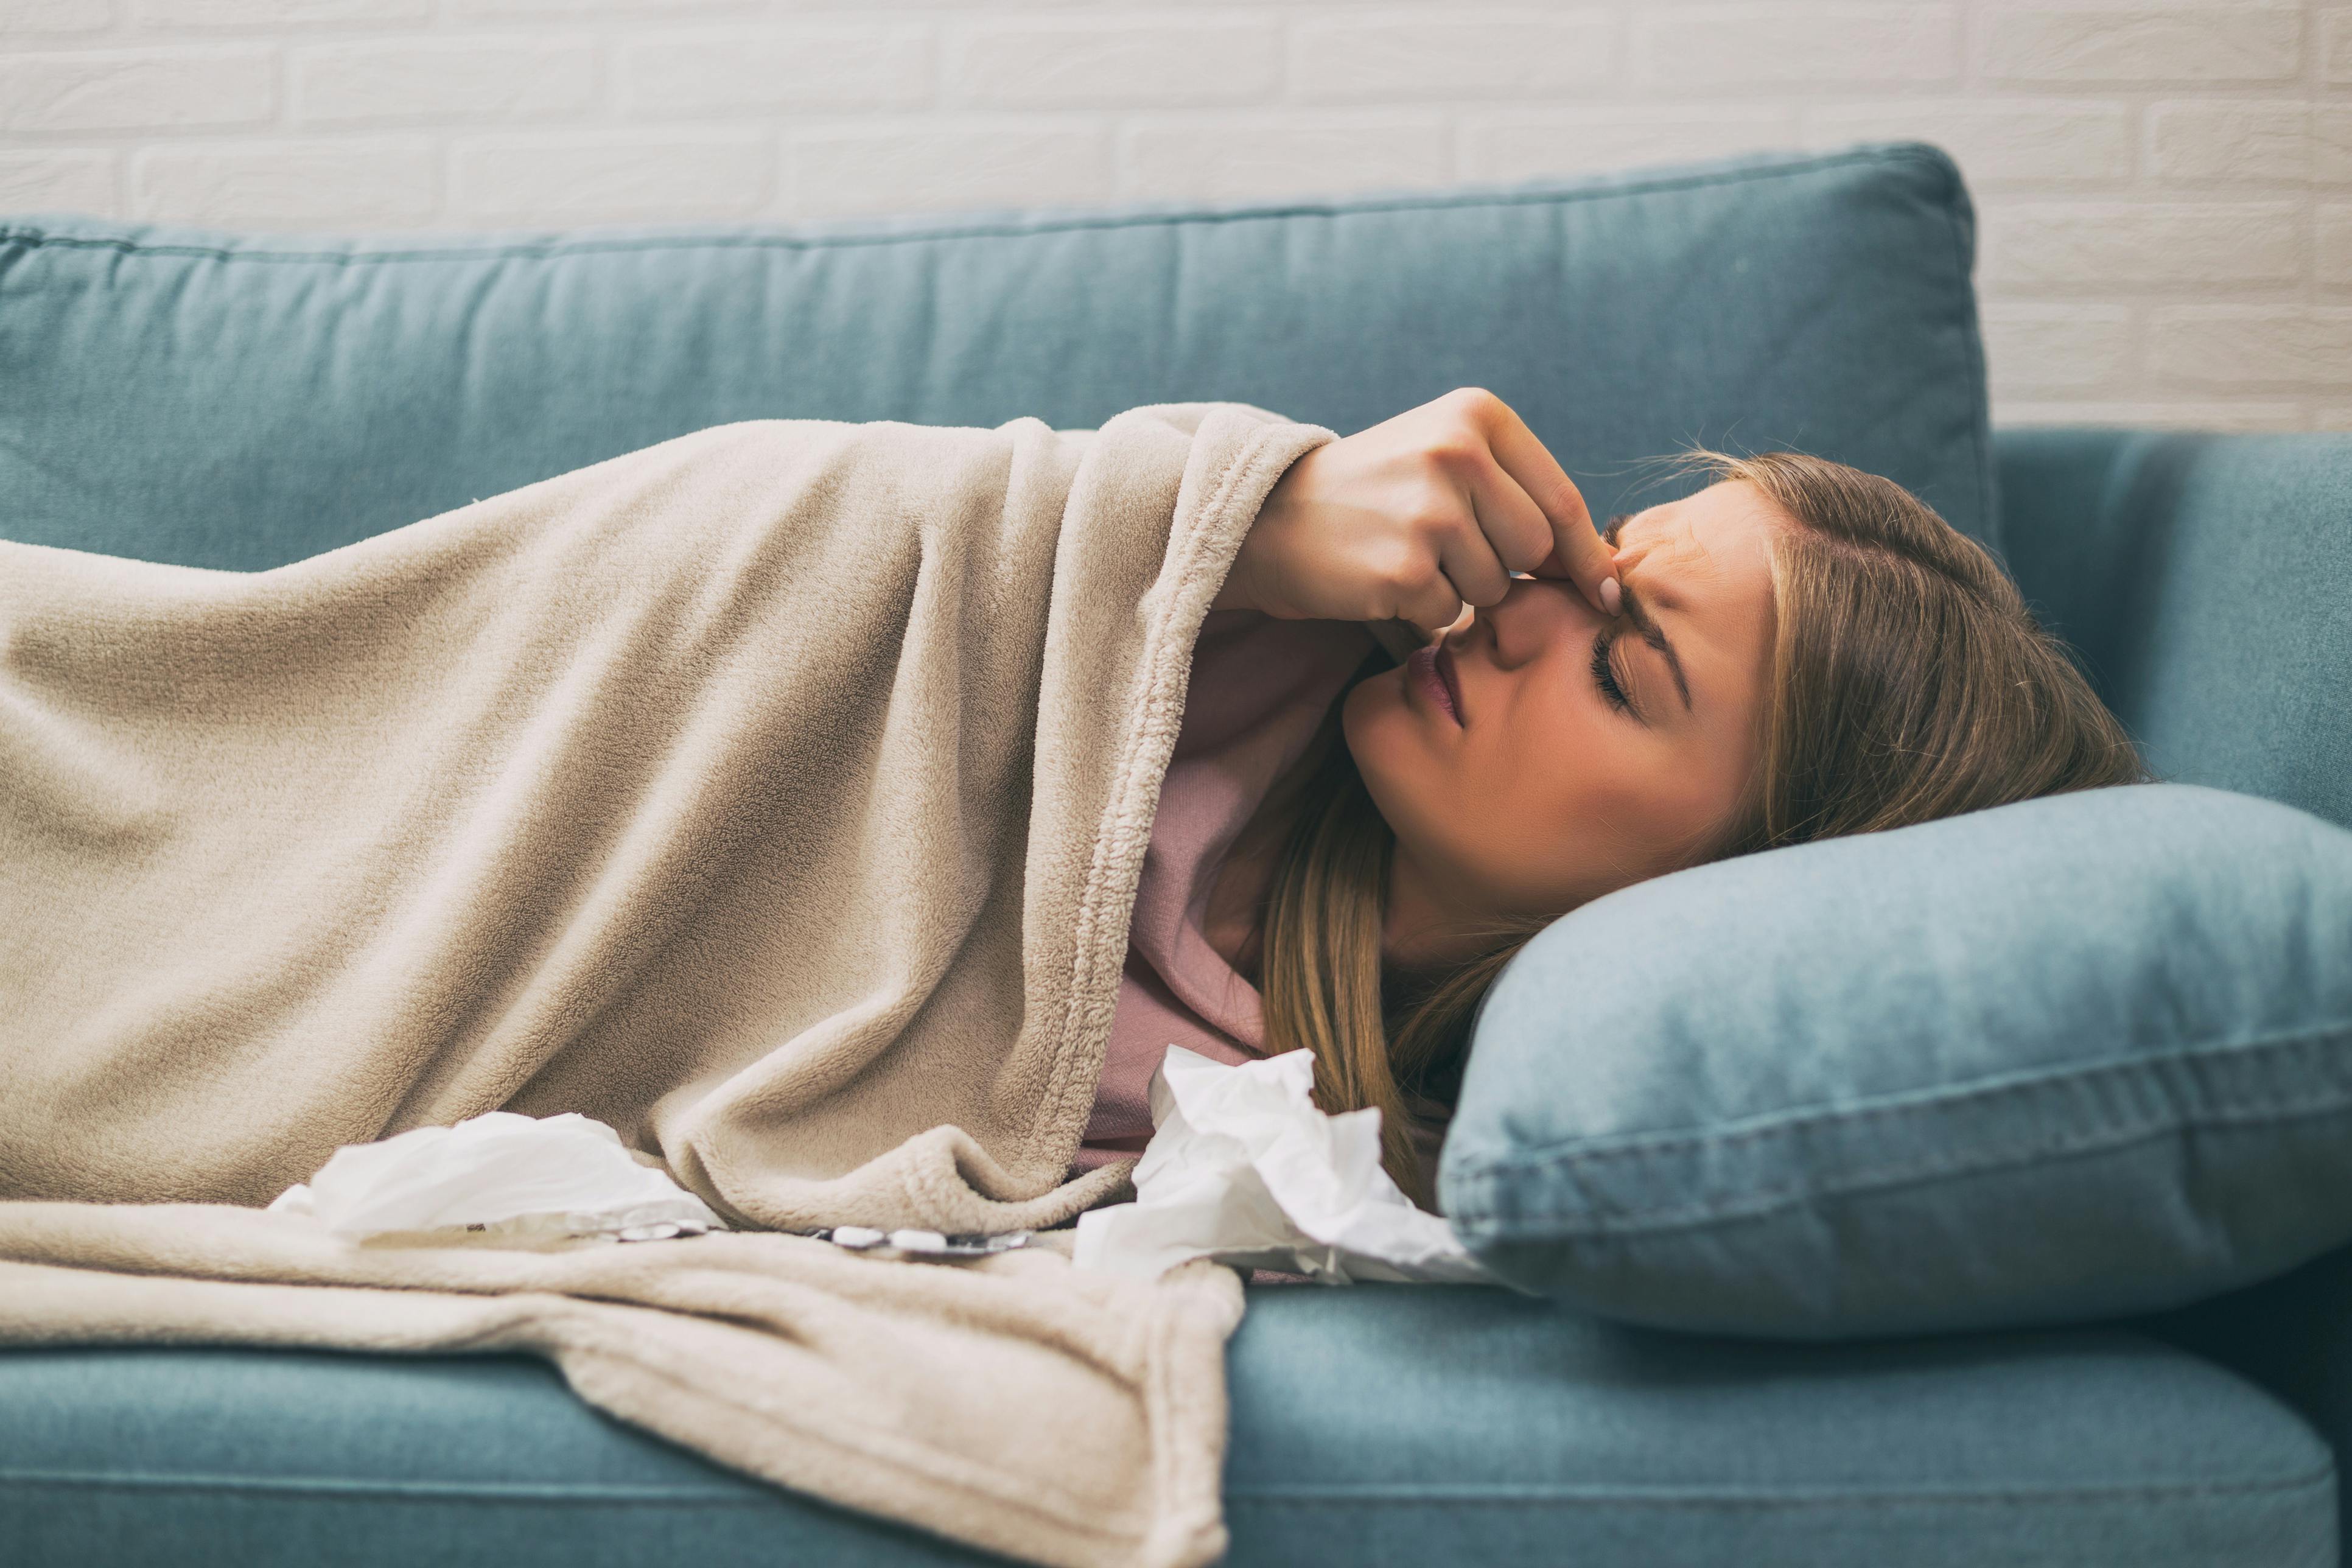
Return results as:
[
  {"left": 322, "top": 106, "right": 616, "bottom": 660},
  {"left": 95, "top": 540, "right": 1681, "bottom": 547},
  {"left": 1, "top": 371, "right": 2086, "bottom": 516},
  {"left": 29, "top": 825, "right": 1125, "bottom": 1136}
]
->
[{"left": 1343, "top": 478, "right": 1785, "bottom": 941}]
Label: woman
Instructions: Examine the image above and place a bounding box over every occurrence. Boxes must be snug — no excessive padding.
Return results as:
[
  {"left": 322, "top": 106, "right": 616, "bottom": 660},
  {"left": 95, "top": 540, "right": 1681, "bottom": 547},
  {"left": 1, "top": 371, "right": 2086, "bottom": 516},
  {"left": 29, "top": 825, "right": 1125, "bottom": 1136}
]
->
[
  {"left": 0, "top": 386, "right": 2139, "bottom": 1231},
  {"left": 0, "top": 388, "right": 2152, "bottom": 1565},
  {"left": 1078, "top": 388, "right": 2145, "bottom": 1211}
]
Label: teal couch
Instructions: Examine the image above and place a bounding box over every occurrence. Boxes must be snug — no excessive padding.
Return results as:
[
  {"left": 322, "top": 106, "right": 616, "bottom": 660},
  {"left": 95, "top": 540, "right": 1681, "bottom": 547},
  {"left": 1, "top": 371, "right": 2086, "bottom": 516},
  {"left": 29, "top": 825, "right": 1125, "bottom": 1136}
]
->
[{"left": 1, "top": 147, "right": 2343, "bottom": 1566}]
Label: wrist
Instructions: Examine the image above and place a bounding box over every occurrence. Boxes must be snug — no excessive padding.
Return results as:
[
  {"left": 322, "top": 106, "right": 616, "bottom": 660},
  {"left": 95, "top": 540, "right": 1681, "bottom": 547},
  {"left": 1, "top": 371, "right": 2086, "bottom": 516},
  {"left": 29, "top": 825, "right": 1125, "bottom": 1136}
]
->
[{"left": 1218, "top": 454, "right": 1312, "bottom": 616}]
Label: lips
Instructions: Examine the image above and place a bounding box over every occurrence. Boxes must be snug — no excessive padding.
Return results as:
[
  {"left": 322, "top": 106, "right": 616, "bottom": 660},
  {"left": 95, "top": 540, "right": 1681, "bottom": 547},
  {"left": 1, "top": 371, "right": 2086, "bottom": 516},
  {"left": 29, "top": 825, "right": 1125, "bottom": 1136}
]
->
[
  {"left": 1435, "top": 641, "right": 1466, "bottom": 724},
  {"left": 1407, "top": 643, "right": 1462, "bottom": 727}
]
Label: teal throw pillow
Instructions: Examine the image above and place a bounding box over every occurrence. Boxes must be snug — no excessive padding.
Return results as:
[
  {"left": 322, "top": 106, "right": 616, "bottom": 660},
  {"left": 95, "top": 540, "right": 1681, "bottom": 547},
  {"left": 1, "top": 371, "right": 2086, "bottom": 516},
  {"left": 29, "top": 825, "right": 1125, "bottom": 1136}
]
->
[{"left": 1440, "top": 783, "right": 2352, "bottom": 1339}]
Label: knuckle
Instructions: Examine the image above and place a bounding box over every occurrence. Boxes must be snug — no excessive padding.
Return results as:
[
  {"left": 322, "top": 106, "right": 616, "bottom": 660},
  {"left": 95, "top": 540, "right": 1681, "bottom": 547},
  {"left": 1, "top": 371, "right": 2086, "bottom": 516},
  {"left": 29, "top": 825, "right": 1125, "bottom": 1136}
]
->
[
  {"left": 1404, "top": 499, "right": 1462, "bottom": 542},
  {"left": 1423, "top": 505, "right": 1477, "bottom": 544},
  {"left": 1394, "top": 556, "right": 1442, "bottom": 594},
  {"left": 1417, "top": 439, "right": 1481, "bottom": 478},
  {"left": 1370, "top": 538, "right": 1429, "bottom": 590},
  {"left": 1504, "top": 531, "right": 1552, "bottom": 572},
  {"left": 1545, "top": 481, "right": 1591, "bottom": 528}
]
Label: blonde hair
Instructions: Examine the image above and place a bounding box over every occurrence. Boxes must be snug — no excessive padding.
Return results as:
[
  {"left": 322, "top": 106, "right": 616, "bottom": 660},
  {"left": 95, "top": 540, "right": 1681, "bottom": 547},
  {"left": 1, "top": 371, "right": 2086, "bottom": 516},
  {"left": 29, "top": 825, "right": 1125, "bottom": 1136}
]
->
[{"left": 1251, "top": 452, "right": 2149, "bottom": 1211}]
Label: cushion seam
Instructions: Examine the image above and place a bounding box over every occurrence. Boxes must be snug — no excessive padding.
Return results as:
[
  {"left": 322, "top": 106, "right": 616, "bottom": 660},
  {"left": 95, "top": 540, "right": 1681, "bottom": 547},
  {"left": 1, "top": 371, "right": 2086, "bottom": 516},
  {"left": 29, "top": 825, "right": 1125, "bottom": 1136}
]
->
[
  {"left": 0, "top": 1470, "right": 768, "bottom": 1505},
  {"left": 1453, "top": 1017, "right": 2352, "bottom": 1173},
  {"left": 1933, "top": 149, "right": 1998, "bottom": 558},
  {"left": 0, "top": 147, "right": 1932, "bottom": 268},
  {"left": 2, "top": 1464, "right": 2325, "bottom": 1510},
  {"left": 1223, "top": 1464, "right": 2333, "bottom": 1510},
  {"left": 1454, "top": 1085, "right": 2352, "bottom": 1239}
]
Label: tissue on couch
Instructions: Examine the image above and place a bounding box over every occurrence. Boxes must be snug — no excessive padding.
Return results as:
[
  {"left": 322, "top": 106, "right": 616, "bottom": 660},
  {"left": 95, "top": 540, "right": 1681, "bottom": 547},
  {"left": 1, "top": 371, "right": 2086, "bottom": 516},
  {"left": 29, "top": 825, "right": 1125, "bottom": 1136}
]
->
[
  {"left": 268, "top": 1111, "right": 727, "bottom": 1242},
  {"left": 1073, "top": 1046, "right": 1497, "bottom": 1285}
]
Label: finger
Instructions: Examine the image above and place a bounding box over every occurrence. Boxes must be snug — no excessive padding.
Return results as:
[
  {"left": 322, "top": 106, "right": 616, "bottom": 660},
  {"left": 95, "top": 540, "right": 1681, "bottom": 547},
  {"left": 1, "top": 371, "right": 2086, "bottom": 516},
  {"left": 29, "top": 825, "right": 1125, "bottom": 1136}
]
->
[
  {"left": 1432, "top": 507, "right": 1513, "bottom": 610},
  {"left": 1458, "top": 457, "right": 1556, "bottom": 578},
  {"left": 1395, "top": 570, "right": 1466, "bottom": 638},
  {"left": 1472, "top": 398, "right": 1619, "bottom": 615},
  {"left": 1530, "top": 539, "right": 1624, "bottom": 614}
]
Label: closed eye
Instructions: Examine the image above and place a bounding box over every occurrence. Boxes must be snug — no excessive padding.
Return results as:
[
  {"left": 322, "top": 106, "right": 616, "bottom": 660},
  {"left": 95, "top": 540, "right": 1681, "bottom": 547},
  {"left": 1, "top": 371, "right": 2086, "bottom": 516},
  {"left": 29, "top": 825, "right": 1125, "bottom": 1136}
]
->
[{"left": 1589, "top": 628, "right": 1636, "bottom": 716}]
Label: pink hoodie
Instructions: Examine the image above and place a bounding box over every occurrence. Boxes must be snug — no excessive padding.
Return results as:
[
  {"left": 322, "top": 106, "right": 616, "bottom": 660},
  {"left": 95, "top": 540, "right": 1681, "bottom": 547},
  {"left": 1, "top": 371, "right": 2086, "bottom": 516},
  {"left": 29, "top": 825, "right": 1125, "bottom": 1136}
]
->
[{"left": 1073, "top": 610, "right": 1378, "bottom": 1172}]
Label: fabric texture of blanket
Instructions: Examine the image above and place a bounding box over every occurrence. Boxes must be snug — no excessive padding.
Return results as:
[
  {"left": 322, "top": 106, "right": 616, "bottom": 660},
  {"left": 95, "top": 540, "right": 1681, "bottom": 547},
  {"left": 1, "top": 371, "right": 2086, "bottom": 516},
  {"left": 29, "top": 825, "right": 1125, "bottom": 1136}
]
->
[{"left": 0, "top": 402, "right": 1337, "bottom": 1568}]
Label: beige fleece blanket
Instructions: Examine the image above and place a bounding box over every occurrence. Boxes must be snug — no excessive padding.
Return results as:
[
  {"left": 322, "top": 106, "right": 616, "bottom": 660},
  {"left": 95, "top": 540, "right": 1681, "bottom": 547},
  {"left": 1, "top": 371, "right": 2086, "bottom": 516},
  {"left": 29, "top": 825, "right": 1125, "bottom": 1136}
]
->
[{"left": 0, "top": 402, "right": 1336, "bottom": 1568}]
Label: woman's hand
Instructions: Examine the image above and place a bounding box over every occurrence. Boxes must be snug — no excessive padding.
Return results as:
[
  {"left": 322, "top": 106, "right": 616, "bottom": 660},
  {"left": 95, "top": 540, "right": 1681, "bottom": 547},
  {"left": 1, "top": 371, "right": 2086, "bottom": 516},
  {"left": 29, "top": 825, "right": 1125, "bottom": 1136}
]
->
[{"left": 1216, "top": 387, "right": 1623, "bottom": 634}]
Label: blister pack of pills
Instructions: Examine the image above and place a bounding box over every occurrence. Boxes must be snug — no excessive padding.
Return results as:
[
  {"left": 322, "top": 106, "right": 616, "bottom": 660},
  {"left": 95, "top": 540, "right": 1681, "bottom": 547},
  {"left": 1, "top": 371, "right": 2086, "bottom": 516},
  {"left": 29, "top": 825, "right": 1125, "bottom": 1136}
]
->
[{"left": 813, "top": 1227, "right": 1033, "bottom": 1261}]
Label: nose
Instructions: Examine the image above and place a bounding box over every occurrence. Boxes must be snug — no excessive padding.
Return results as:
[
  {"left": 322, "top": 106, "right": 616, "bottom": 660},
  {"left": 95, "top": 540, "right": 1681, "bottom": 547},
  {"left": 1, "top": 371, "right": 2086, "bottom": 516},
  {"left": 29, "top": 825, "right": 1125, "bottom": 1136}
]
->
[{"left": 1477, "top": 576, "right": 1595, "bottom": 669}]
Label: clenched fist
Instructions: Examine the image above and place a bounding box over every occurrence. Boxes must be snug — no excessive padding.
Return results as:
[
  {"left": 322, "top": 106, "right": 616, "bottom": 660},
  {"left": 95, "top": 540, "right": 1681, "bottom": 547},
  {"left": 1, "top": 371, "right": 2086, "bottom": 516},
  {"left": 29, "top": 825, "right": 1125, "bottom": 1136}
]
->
[{"left": 1215, "top": 387, "right": 1622, "bottom": 635}]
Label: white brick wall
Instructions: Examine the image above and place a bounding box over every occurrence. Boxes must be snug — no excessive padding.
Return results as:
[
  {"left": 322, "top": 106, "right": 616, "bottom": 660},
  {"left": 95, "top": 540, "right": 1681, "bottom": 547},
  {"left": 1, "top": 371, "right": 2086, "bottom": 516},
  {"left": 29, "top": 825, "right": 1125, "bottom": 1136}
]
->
[{"left": 1, "top": 0, "right": 2343, "bottom": 432}]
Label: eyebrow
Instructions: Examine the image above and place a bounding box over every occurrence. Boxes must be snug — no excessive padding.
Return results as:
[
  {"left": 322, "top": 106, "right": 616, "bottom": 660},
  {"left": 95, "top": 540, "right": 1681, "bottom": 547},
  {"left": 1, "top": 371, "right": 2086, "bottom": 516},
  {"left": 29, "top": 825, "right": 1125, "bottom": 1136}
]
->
[
  {"left": 1615, "top": 582, "right": 1692, "bottom": 713},
  {"left": 1600, "top": 511, "right": 1694, "bottom": 713}
]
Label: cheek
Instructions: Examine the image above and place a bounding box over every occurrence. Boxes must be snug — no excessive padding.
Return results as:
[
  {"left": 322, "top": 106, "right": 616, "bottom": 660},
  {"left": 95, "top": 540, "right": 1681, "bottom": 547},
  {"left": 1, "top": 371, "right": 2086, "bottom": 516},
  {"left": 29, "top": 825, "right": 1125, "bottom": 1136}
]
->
[
  {"left": 1348, "top": 675, "right": 1597, "bottom": 902},
  {"left": 1340, "top": 675, "right": 1402, "bottom": 792},
  {"left": 1345, "top": 669, "right": 1731, "bottom": 911},
  {"left": 1476, "top": 701, "right": 1717, "bottom": 902},
  {"left": 1343, "top": 674, "right": 1452, "bottom": 848}
]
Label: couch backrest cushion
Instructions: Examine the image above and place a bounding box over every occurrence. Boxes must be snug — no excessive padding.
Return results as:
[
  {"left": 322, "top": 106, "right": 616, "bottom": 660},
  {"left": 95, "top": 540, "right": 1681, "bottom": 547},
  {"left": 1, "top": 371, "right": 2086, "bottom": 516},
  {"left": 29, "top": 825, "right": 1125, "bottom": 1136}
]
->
[
  {"left": 1999, "top": 430, "right": 2352, "bottom": 830},
  {"left": 0, "top": 143, "right": 1992, "bottom": 572}
]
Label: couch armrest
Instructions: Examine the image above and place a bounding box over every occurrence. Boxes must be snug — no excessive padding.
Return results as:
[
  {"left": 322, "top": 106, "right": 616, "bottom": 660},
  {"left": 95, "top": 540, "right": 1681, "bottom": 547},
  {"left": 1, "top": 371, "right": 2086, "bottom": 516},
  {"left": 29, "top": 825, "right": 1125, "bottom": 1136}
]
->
[
  {"left": 2007, "top": 424, "right": 2352, "bottom": 1555},
  {"left": 2134, "top": 1249, "right": 2352, "bottom": 1565},
  {"left": 1993, "top": 427, "right": 2352, "bottom": 830}
]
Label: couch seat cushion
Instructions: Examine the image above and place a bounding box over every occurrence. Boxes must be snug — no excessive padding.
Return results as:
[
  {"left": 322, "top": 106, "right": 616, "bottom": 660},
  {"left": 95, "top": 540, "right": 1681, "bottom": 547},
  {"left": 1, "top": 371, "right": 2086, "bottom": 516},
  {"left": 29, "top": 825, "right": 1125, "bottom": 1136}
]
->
[{"left": 0, "top": 1286, "right": 2328, "bottom": 1568}]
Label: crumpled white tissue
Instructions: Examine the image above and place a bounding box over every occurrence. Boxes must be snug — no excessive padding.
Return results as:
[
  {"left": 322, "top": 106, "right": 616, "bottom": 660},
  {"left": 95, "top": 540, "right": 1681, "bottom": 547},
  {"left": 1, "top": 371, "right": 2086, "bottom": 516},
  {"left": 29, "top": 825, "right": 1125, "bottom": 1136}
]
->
[
  {"left": 1071, "top": 1045, "right": 1495, "bottom": 1284},
  {"left": 267, "top": 1110, "right": 727, "bottom": 1242}
]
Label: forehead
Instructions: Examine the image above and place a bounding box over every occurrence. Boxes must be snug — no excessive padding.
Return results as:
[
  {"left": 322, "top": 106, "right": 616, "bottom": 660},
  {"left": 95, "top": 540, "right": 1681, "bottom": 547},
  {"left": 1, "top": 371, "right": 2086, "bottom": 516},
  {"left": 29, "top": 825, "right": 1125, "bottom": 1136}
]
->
[
  {"left": 1606, "top": 478, "right": 1783, "bottom": 738},
  {"left": 1615, "top": 480, "right": 1785, "bottom": 601}
]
